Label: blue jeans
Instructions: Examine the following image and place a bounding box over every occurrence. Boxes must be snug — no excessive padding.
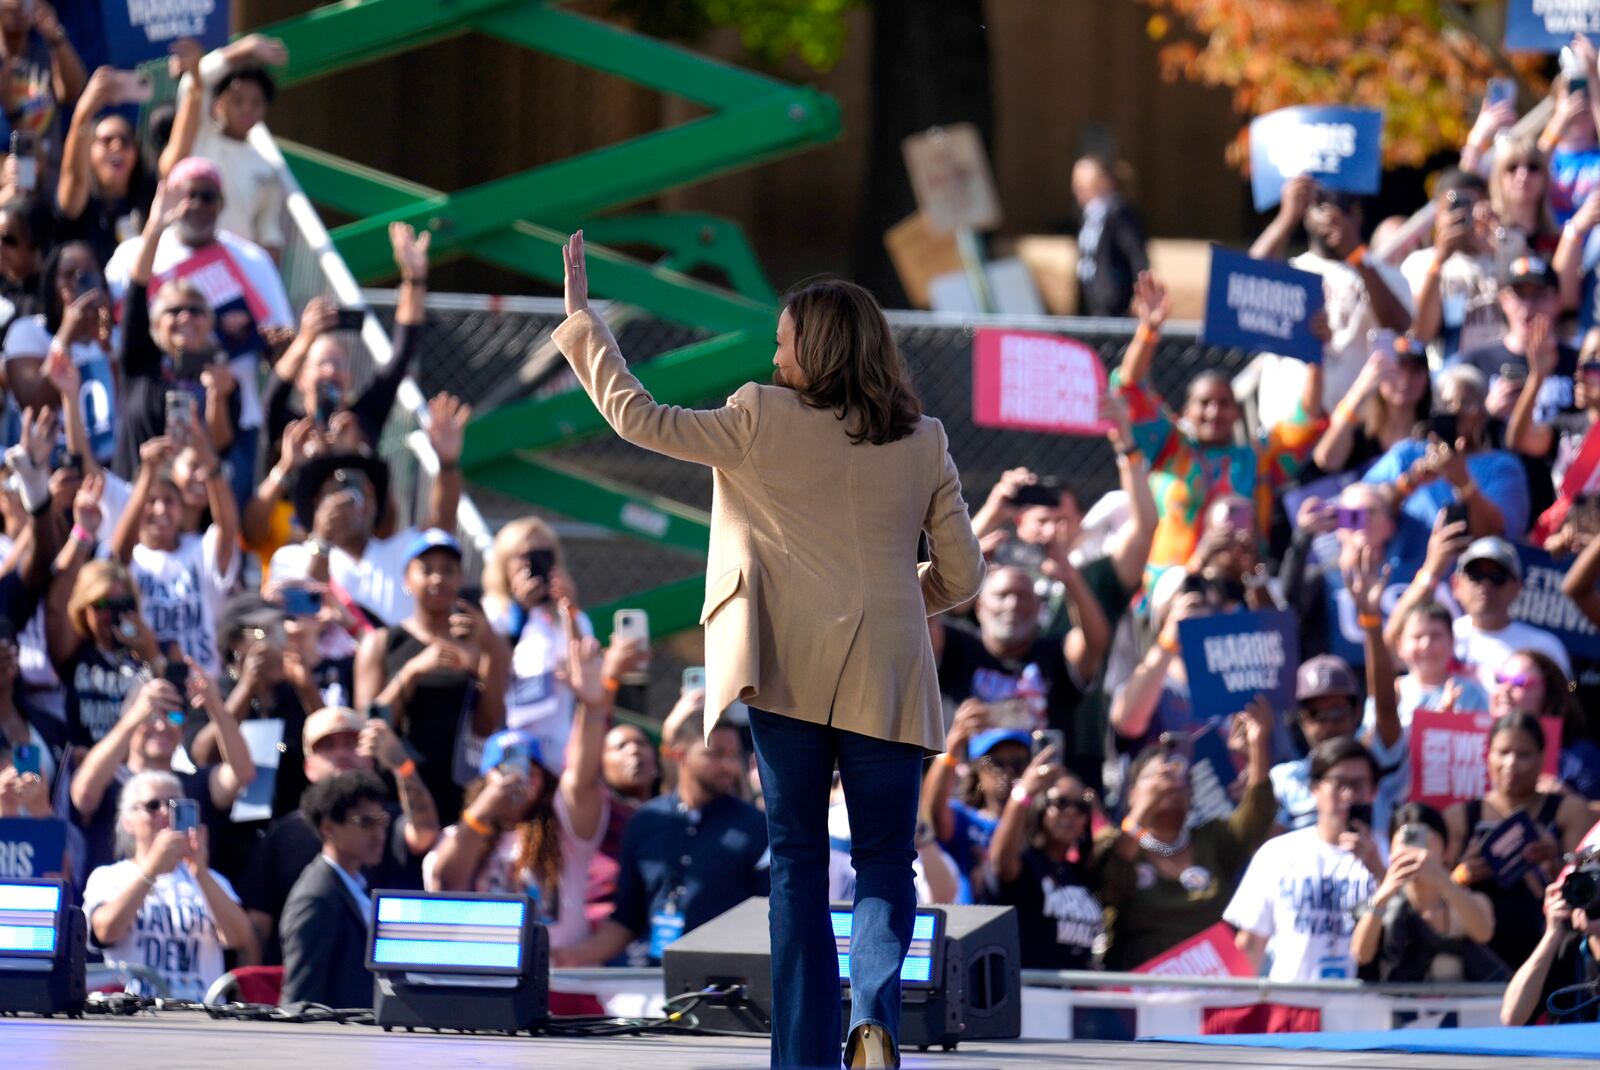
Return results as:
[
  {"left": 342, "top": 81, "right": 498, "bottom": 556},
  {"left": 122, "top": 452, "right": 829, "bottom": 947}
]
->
[{"left": 748, "top": 708, "right": 923, "bottom": 1070}]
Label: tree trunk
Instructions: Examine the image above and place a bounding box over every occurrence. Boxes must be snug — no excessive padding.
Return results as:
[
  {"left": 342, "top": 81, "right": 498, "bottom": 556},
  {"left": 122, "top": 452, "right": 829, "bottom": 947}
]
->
[{"left": 853, "top": 0, "right": 994, "bottom": 304}]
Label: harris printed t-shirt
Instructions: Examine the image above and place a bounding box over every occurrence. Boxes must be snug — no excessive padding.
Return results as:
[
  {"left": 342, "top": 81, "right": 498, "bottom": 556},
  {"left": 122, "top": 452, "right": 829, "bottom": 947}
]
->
[{"left": 1222, "top": 825, "right": 1382, "bottom": 982}]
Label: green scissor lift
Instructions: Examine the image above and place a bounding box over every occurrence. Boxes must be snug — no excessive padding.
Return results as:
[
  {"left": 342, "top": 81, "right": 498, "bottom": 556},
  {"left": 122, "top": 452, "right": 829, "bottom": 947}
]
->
[{"left": 246, "top": 0, "right": 841, "bottom": 640}]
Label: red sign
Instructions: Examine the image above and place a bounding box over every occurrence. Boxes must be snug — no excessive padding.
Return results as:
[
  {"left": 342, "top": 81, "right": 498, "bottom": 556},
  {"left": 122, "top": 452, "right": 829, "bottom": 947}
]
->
[
  {"left": 1562, "top": 420, "right": 1600, "bottom": 500},
  {"left": 972, "top": 328, "right": 1110, "bottom": 436},
  {"left": 1410, "top": 709, "right": 1563, "bottom": 810},
  {"left": 1131, "top": 922, "right": 1254, "bottom": 980}
]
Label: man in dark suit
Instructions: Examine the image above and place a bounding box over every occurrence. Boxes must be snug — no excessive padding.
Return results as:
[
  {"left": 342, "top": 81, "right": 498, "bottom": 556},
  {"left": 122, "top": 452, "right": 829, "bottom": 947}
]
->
[
  {"left": 1073, "top": 155, "right": 1149, "bottom": 318},
  {"left": 279, "top": 770, "right": 390, "bottom": 1008}
]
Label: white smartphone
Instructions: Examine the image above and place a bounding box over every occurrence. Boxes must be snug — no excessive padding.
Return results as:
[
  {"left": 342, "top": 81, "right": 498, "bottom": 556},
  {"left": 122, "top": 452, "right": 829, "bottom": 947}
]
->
[
  {"left": 682, "top": 665, "right": 706, "bottom": 692},
  {"left": 612, "top": 609, "right": 650, "bottom": 684}
]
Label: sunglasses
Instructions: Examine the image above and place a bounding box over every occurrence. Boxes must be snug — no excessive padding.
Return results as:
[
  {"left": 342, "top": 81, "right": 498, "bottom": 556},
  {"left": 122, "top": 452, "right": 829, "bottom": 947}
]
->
[
  {"left": 160, "top": 304, "right": 208, "bottom": 319},
  {"left": 1043, "top": 794, "right": 1093, "bottom": 815},
  {"left": 133, "top": 798, "right": 175, "bottom": 814},
  {"left": 185, "top": 189, "right": 221, "bottom": 205},
  {"left": 92, "top": 595, "right": 137, "bottom": 614},
  {"left": 146, "top": 710, "right": 184, "bottom": 729},
  {"left": 1507, "top": 160, "right": 1544, "bottom": 175},
  {"left": 1579, "top": 362, "right": 1600, "bottom": 378},
  {"left": 0, "top": 233, "right": 21, "bottom": 249},
  {"left": 1463, "top": 565, "right": 1514, "bottom": 586},
  {"left": 347, "top": 811, "right": 391, "bottom": 831},
  {"left": 1495, "top": 670, "right": 1535, "bottom": 688},
  {"left": 1301, "top": 704, "right": 1356, "bottom": 724}
]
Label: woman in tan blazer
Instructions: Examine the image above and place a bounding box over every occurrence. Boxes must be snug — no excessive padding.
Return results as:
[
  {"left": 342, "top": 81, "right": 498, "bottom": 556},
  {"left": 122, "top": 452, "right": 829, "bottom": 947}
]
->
[{"left": 556, "top": 233, "right": 983, "bottom": 1070}]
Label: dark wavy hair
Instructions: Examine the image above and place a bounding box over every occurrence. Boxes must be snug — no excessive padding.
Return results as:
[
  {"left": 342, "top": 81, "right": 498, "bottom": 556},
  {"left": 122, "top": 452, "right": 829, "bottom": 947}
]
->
[{"left": 784, "top": 278, "right": 922, "bottom": 446}]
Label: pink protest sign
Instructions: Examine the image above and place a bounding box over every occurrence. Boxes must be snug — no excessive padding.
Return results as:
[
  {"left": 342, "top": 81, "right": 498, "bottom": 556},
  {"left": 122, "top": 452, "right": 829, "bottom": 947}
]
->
[
  {"left": 972, "top": 328, "right": 1110, "bottom": 435},
  {"left": 1410, "top": 709, "right": 1562, "bottom": 810}
]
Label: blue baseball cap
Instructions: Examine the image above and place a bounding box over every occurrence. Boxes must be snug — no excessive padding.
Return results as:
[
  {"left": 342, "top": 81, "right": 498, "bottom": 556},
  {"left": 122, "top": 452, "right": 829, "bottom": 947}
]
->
[
  {"left": 969, "top": 728, "right": 1032, "bottom": 761},
  {"left": 405, "top": 527, "right": 462, "bottom": 565},
  {"left": 479, "top": 729, "right": 545, "bottom": 777}
]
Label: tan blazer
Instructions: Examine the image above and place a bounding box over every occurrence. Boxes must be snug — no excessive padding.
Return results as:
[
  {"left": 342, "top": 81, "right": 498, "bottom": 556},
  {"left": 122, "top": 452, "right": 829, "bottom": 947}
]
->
[{"left": 553, "top": 310, "right": 985, "bottom": 751}]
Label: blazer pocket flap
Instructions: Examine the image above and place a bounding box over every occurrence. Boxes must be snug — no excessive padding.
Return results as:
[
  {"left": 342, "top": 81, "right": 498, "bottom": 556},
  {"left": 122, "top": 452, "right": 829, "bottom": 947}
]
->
[{"left": 700, "top": 567, "right": 744, "bottom": 624}]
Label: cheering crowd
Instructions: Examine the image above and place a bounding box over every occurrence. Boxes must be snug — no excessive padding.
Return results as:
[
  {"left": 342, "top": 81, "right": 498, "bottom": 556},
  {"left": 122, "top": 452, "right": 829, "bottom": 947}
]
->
[{"left": 3, "top": 10, "right": 1600, "bottom": 1032}]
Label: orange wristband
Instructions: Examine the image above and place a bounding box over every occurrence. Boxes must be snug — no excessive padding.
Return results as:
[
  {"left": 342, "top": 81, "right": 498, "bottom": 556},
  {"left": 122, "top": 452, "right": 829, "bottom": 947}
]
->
[
  {"left": 1344, "top": 244, "right": 1368, "bottom": 267},
  {"left": 393, "top": 758, "right": 416, "bottom": 779},
  {"left": 602, "top": 677, "right": 621, "bottom": 694},
  {"left": 1357, "top": 613, "right": 1382, "bottom": 630},
  {"left": 1451, "top": 863, "right": 1473, "bottom": 886},
  {"left": 1158, "top": 631, "right": 1180, "bottom": 655},
  {"left": 938, "top": 752, "right": 959, "bottom": 770},
  {"left": 462, "top": 811, "right": 494, "bottom": 837},
  {"left": 1425, "top": 255, "right": 1444, "bottom": 279},
  {"left": 1134, "top": 323, "right": 1159, "bottom": 346}
]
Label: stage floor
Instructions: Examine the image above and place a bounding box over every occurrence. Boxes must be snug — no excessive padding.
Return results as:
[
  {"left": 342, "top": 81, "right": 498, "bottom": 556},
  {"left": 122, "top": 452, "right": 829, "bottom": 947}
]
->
[{"left": 2, "top": 1016, "right": 1598, "bottom": 1070}]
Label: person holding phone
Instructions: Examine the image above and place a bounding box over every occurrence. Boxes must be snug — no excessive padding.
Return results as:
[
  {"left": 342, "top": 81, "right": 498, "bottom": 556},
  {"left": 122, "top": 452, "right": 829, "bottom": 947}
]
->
[
  {"left": 1351, "top": 803, "right": 1502, "bottom": 982},
  {"left": 70, "top": 674, "right": 255, "bottom": 882},
  {"left": 1400, "top": 170, "right": 1502, "bottom": 364},
  {"left": 1364, "top": 364, "right": 1530, "bottom": 566},
  {"left": 1311, "top": 336, "right": 1432, "bottom": 476},
  {"left": 984, "top": 745, "right": 1102, "bottom": 969},
  {"left": 423, "top": 607, "right": 621, "bottom": 959},
  {"left": 354, "top": 528, "right": 508, "bottom": 825},
  {"left": 57, "top": 63, "right": 161, "bottom": 267},
  {"left": 1223, "top": 737, "right": 1387, "bottom": 981},
  {"left": 555, "top": 233, "right": 983, "bottom": 1070},
  {"left": 82, "top": 770, "right": 255, "bottom": 998},
  {"left": 478, "top": 515, "right": 622, "bottom": 775},
  {"left": 1541, "top": 37, "right": 1600, "bottom": 227},
  {"left": 262, "top": 222, "right": 430, "bottom": 458},
  {"left": 1445, "top": 714, "right": 1590, "bottom": 971}
]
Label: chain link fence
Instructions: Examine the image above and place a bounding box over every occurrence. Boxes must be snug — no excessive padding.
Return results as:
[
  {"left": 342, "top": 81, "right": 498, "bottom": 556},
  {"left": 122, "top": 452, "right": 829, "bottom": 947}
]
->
[{"left": 362, "top": 295, "right": 1252, "bottom": 624}]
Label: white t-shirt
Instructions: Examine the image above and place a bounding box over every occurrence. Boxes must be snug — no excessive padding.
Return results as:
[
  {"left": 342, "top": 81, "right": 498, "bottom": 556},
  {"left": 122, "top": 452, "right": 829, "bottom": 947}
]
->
[
  {"left": 269, "top": 530, "right": 417, "bottom": 628},
  {"left": 130, "top": 526, "right": 239, "bottom": 676},
  {"left": 1399, "top": 249, "right": 1503, "bottom": 362},
  {"left": 82, "top": 860, "right": 241, "bottom": 1000},
  {"left": 104, "top": 227, "right": 293, "bottom": 431},
  {"left": 502, "top": 605, "right": 594, "bottom": 774},
  {"left": 182, "top": 54, "right": 286, "bottom": 251},
  {"left": 1452, "top": 617, "right": 1571, "bottom": 693},
  {"left": 1254, "top": 253, "right": 1415, "bottom": 430},
  {"left": 421, "top": 788, "right": 606, "bottom": 951},
  {"left": 1222, "top": 826, "right": 1381, "bottom": 982}
]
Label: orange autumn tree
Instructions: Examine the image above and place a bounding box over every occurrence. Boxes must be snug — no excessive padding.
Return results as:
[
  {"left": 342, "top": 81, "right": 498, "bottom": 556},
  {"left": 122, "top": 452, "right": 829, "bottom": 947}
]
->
[{"left": 1143, "top": 0, "right": 1540, "bottom": 169}]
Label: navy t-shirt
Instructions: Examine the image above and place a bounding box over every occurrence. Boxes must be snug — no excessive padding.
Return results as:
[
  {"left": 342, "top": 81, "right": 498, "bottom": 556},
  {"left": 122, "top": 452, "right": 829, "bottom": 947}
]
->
[{"left": 610, "top": 791, "right": 769, "bottom": 964}]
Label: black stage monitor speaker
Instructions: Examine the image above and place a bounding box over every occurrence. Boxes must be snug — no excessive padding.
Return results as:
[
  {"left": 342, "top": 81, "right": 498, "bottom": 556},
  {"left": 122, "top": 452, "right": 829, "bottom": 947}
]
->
[
  {"left": 662, "top": 897, "right": 1020, "bottom": 1050},
  {"left": 0, "top": 878, "right": 86, "bottom": 1017},
  {"left": 367, "top": 889, "right": 549, "bottom": 1033}
]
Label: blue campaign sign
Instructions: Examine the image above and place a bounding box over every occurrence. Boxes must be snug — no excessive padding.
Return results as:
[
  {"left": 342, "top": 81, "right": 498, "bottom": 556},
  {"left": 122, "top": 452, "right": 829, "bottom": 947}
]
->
[
  {"left": 0, "top": 818, "right": 67, "bottom": 879},
  {"left": 1186, "top": 722, "right": 1239, "bottom": 825},
  {"left": 1202, "top": 246, "right": 1326, "bottom": 363},
  {"left": 101, "top": 0, "right": 229, "bottom": 68},
  {"left": 1505, "top": 0, "right": 1600, "bottom": 53},
  {"left": 1249, "top": 105, "right": 1384, "bottom": 211},
  {"left": 1512, "top": 543, "right": 1600, "bottom": 659},
  {"left": 1178, "top": 609, "right": 1300, "bottom": 720}
]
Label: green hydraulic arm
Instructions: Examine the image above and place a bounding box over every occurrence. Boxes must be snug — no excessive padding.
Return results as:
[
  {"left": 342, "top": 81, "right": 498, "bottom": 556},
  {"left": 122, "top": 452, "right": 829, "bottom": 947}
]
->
[{"left": 251, "top": 0, "right": 839, "bottom": 637}]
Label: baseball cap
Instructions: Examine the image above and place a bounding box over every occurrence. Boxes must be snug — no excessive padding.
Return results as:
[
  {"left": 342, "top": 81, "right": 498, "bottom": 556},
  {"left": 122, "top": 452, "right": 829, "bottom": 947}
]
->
[
  {"left": 303, "top": 706, "right": 366, "bottom": 749},
  {"left": 405, "top": 528, "right": 462, "bottom": 565},
  {"left": 1501, "top": 255, "right": 1557, "bottom": 290},
  {"left": 969, "top": 728, "right": 1032, "bottom": 761},
  {"left": 1459, "top": 536, "right": 1522, "bottom": 580},
  {"left": 1295, "top": 655, "right": 1360, "bottom": 702},
  {"left": 479, "top": 729, "right": 546, "bottom": 777},
  {"left": 169, "top": 155, "right": 223, "bottom": 191}
]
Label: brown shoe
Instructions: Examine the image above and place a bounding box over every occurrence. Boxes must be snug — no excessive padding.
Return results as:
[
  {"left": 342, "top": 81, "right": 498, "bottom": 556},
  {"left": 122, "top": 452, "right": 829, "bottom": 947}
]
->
[{"left": 845, "top": 1022, "right": 898, "bottom": 1069}]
